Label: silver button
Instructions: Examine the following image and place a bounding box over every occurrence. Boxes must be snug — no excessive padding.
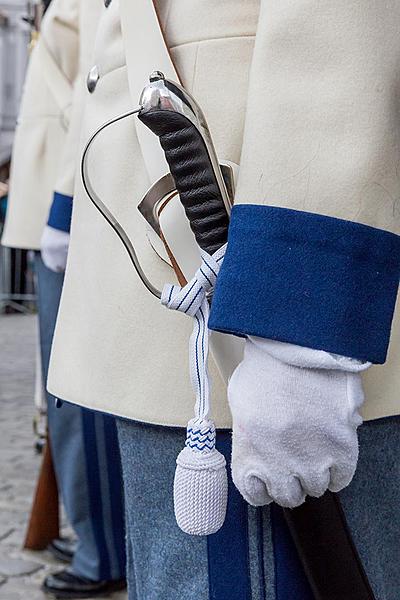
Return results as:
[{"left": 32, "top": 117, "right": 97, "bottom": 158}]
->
[
  {"left": 87, "top": 65, "right": 99, "bottom": 93},
  {"left": 104, "top": 0, "right": 112, "bottom": 6}
]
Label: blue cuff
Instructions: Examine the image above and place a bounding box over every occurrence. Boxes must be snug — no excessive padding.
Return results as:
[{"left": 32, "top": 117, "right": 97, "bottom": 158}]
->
[
  {"left": 209, "top": 205, "right": 400, "bottom": 364},
  {"left": 47, "top": 192, "right": 73, "bottom": 233}
]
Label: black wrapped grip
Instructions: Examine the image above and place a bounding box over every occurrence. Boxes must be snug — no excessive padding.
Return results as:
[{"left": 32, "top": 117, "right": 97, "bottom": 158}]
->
[{"left": 138, "top": 109, "right": 229, "bottom": 255}]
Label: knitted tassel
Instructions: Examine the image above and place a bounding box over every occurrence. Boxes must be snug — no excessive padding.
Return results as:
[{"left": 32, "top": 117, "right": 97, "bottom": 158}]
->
[
  {"left": 174, "top": 419, "right": 227, "bottom": 535},
  {"left": 162, "top": 245, "right": 228, "bottom": 535}
]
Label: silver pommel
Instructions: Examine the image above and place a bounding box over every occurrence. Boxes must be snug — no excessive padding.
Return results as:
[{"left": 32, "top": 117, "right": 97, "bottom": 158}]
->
[{"left": 149, "top": 70, "right": 166, "bottom": 83}]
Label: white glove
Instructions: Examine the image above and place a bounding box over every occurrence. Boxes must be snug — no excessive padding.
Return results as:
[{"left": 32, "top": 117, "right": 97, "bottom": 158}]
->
[
  {"left": 229, "top": 337, "right": 370, "bottom": 508},
  {"left": 40, "top": 225, "right": 70, "bottom": 273}
]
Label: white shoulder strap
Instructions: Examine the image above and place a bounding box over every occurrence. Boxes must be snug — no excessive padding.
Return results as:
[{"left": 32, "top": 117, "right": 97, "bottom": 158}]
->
[{"left": 120, "top": 0, "right": 179, "bottom": 182}]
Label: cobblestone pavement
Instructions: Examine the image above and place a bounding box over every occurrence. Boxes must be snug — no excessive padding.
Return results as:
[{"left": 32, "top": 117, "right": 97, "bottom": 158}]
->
[{"left": 0, "top": 314, "right": 127, "bottom": 600}]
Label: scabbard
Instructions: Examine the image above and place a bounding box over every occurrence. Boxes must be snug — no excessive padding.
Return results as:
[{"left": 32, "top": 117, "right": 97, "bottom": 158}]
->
[{"left": 284, "top": 492, "right": 375, "bottom": 600}]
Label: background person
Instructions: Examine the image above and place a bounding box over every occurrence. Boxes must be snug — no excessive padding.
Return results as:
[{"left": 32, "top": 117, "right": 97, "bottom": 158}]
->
[{"left": 1, "top": 0, "right": 126, "bottom": 596}]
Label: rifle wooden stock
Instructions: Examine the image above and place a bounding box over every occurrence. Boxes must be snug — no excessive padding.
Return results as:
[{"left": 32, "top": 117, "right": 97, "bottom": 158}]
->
[{"left": 24, "top": 440, "right": 60, "bottom": 550}]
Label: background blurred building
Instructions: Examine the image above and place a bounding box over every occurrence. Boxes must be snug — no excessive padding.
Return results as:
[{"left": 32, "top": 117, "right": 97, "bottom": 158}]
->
[
  {"left": 0, "top": 2, "right": 39, "bottom": 312},
  {"left": 0, "top": 0, "right": 30, "bottom": 165}
]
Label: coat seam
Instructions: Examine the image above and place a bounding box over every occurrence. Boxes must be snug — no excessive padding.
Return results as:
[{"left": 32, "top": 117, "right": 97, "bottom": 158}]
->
[{"left": 169, "top": 33, "right": 256, "bottom": 51}]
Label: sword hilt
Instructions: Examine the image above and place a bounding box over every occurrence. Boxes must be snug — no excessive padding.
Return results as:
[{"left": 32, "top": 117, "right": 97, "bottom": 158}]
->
[{"left": 138, "top": 74, "right": 231, "bottom": 256}]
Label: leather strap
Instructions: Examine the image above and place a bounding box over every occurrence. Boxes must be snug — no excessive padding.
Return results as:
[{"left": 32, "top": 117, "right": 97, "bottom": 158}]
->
[{"left": 119, "top": 2, "right": 375, "bottom": 598}]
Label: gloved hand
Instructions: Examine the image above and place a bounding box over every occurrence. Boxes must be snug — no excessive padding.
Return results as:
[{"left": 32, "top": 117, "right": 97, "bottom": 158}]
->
[
  {"left": 40, "top": 225, "right": 70, "bottom": 273},
  {"left": 229, "top": 337, "right": 370, "bottom": 508}
]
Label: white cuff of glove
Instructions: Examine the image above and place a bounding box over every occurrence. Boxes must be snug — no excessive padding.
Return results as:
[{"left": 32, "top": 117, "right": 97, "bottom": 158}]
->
[
  {"left": 255, "top": 337, "right": 371, "bottom": 372},
  {"left": 40, "top": 225, "right": 70, "bottom": 273},
  {"left": 229, "top": 337, "right": 370, "bottom": 509}
]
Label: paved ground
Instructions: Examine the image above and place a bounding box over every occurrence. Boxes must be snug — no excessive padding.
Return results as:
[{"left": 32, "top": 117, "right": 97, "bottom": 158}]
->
[{"left": 0, "top": 314, "right": 127, "bottom": 600}]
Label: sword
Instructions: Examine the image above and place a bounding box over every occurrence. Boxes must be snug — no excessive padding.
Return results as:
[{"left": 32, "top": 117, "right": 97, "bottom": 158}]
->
[
  {"left": 81, "top": 73, "right": 375, "bottom": 598},
  {"left": 136, "top": 71, "right": 375, "bottom": 600}
]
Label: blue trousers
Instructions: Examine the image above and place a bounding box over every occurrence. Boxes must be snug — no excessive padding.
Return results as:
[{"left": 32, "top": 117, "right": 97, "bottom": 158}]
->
[
  {"left": 35, "top": 254, "right": 126, "bottom": 581},
  {"left": 117, "top": 416, "right": 400, "bottom": 600}
]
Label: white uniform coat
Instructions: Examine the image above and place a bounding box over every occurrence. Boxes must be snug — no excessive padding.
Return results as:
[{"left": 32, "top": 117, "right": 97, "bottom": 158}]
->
[
  {"left": 48, "top": 0, "right": 400, "bottom": 427},
  {"left": 1, "top": 0, "right": 102, "bottom": 250}
]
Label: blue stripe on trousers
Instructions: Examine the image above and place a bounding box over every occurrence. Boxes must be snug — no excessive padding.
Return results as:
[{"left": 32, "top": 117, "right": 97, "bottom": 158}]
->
[
  {"left": 256, "top": 509, "right": 266, "bottom": 600},
  {"left": 211, "top": 432, "right": 313, "bottom": 600},
  {"left": 103, "top": 415, "right": 126, "bottom": 577},
  {"left": 208, "top": 432, "right": 252, "bottom": 600},
  {"left": 271, "top": 505, "right": 314, "bottom": 600},
  {"left": 81, "top": 409, "right": 120, "bottom": 581}
]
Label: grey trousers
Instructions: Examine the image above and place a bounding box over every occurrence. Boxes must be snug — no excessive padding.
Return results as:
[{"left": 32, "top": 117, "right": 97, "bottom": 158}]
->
[
  {"left": 117, "top": 416, "right": 400, "bottom": 600},
  {"left": 35, "top": 254, "right": 125, "bottom": 581}
]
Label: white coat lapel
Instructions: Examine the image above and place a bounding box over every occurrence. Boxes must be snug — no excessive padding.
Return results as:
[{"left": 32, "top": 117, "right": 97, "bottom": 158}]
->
[{"left": 120, "top": 0, "right": 178, "bottom": 182}]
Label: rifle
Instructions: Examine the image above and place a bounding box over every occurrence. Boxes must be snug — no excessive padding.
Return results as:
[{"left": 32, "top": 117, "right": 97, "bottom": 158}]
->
[{"left": 24, "top": 440, "right": 60, "bottom": 550}]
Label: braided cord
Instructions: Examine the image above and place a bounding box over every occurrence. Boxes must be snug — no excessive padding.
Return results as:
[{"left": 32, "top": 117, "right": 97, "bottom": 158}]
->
[{"left": 161, "top": 244, "right": 227, "bottom": 450}]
